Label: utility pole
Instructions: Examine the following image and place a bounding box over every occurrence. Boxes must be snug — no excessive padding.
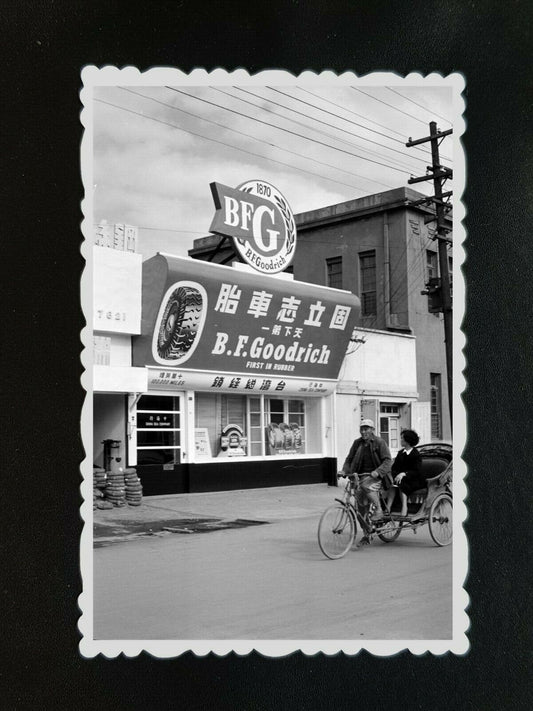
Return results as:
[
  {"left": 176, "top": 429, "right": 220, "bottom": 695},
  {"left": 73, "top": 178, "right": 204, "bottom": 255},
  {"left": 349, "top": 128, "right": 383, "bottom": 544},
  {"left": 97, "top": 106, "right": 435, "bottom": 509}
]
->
[{"left": 406, "top": 122, "right": 453, "bottom": 430}]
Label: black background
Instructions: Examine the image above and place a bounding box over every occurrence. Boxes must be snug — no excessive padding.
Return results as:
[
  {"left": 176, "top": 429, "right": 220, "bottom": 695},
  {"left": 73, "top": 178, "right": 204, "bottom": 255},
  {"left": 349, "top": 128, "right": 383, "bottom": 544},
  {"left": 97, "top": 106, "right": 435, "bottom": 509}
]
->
[{"left": 2, "top": 1, "right": 531, "bottom": 708}]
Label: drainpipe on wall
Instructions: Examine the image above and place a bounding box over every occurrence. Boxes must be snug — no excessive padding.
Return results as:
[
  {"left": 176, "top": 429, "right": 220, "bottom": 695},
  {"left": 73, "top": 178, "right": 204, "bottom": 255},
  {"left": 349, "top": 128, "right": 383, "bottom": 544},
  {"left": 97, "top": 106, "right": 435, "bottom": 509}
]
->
[{"left": 383, "top": 212, "right": 392, "bottom": 329}]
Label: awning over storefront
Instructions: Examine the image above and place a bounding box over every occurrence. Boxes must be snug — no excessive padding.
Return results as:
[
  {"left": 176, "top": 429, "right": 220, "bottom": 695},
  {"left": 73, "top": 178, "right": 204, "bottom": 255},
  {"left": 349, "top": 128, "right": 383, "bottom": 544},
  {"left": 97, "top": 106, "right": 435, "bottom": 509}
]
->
[{"left": 133, "top": 254, "right": 360, "bottom": 393}]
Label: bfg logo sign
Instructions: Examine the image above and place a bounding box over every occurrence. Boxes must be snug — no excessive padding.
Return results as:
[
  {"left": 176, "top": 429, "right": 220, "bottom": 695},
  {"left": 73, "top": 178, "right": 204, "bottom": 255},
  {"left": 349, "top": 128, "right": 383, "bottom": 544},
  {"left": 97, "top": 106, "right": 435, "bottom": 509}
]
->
[{"left": 209, "top": 180, "right": 296, "bottom": 274}]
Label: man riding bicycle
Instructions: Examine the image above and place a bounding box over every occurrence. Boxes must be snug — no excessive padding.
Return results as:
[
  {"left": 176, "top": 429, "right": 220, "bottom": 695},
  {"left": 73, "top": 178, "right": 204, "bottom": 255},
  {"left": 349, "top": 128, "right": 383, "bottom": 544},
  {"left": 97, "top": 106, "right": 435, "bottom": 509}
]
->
[{"left": 339, "top": 419, "right": 392, "bottom": 543}]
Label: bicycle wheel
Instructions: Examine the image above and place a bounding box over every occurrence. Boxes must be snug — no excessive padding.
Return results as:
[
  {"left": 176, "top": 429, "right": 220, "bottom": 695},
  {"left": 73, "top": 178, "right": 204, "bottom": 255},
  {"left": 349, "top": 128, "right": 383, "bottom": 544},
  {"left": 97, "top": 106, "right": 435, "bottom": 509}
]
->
[
  {"left": 317, "top": 505, "right": 355, "bottom": 559},
  {"left": 428, "top": 494, "right": 453, "bottom": 546},
  {"left": 377, "top": 520, "right": 403, "bottom": 543}
]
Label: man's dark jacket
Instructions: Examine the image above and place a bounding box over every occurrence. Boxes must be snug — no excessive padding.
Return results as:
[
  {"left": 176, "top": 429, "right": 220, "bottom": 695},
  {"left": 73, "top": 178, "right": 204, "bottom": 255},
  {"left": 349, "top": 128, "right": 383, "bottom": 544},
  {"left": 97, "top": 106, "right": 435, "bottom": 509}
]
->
[{"left": 341, "top": 434, "right": 392, "bottom": 480}]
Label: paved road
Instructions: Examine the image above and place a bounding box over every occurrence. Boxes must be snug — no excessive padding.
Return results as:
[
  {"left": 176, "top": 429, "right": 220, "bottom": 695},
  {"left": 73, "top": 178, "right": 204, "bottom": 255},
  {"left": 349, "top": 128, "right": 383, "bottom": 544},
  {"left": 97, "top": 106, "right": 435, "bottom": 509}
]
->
[{"left": 93, "top": 514, "right": 452, "bottom": 640}]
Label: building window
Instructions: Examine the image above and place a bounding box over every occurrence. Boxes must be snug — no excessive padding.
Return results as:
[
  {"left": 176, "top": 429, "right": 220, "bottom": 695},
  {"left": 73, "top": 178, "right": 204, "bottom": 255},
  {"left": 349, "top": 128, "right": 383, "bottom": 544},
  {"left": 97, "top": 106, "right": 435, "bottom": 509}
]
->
[
  {"left": 359, "top": 250, "right": 376, "bottom": 316},
  {"left": 195, "top": 394, "right": 309, "bottom": 458},
  {"left": 427, "top": 250, "right": 438, "bottom": 280},
  {"left": 426, "top": 250, "right": 439, "bottom": 313},
  {"left": 326, "top": 257, "right": 342, "bottom": 289},
  {"left": 136, "top": 394, "right": 182, "bottom": 465},
  {"left": 430, "top": 373, "right": 442, "bottom": 440},
  {"left": 379, "top": 404, "right": 400, "bottom": 450}
]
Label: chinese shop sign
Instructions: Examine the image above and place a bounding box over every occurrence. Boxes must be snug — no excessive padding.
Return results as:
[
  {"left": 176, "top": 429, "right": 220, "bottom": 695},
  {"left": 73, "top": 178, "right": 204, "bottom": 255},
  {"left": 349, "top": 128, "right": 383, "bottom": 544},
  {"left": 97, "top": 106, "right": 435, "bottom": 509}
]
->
[
  {"left": 209, "top": 180, "right": 296, "bottom": 274},
  {"left": 146, "top": 368, "right": 335, "bottom": 396},
  {"left": 133, "top": 254, "right": 360, "bottom": 382}
]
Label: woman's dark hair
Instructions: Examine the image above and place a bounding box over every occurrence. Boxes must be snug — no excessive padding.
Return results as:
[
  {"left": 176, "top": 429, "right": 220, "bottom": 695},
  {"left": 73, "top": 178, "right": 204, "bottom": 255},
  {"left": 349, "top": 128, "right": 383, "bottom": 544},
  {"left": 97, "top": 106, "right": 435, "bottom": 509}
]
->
[{"left": 401, "top": 429, "right": 419, "bottom": 447}]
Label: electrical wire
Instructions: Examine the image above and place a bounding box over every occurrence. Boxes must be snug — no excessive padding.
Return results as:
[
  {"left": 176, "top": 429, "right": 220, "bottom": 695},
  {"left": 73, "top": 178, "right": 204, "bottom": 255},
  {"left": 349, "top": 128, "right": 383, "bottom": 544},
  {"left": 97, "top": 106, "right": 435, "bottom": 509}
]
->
[
  {"left": 352, "top": 86, "right": 455, "bottom": 162},
  {"left": 298, "top": 87, "right": 440, "bottom": 161},
  {"left": 165, "top": 86, "right": 415, "bottom": 176},
  {"left": 212, "top": 86, "right": 421, "bottom": 174},
  {"left": 94, "top": 97, "right": 377, "bottom": 193},
  {"left": 352, "top": 86, "right": 433, "bottom": 126},
  {"left": 262, "top": 86, "right": 433, "bottom": 167},
  {"left": 119, "top": 87, "right": 394, "bottom": 191},
  {"left": 386, "top": 87, "right": 452, "bottom": 126}
]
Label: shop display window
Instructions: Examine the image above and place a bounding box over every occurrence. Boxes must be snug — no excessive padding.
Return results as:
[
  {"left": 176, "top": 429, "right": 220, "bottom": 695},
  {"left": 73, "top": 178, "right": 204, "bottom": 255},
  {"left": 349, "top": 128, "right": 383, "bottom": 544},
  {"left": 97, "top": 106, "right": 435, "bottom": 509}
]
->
[
  {"left": 195, "top": 393, "right": 318, "bottom": 459},
  {"left": 136, "top": 394, "right": 182, "bottom": 465}
]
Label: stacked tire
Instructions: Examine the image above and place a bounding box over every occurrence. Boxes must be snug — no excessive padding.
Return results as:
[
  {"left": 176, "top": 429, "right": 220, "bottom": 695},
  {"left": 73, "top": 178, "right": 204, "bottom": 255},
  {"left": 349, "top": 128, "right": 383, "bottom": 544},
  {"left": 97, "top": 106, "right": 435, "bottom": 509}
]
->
[
  {"left": 105, "top": 469, "right": 126, "bottom": 507},
  {"left": 124, "top": 468, "right": 143, "bottom": 507},
  {"left": 94, "top": 468, "right": 113, "bottom": 510}
]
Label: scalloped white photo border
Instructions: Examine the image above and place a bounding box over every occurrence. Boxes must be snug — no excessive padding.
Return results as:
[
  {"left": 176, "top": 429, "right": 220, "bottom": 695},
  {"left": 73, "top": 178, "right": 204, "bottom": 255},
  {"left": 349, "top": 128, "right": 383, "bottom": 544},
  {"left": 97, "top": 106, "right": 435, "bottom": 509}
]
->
[{"left": 79, "top": 66, "right": 468, "bottom": 658}]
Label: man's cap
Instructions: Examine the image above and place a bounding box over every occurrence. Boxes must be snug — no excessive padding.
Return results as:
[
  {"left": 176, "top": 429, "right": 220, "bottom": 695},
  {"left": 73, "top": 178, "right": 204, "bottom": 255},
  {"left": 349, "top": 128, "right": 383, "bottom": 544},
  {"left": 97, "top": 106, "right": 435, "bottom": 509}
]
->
[{"left": 360, "top": 419, "right": 375, "bottom": 429}]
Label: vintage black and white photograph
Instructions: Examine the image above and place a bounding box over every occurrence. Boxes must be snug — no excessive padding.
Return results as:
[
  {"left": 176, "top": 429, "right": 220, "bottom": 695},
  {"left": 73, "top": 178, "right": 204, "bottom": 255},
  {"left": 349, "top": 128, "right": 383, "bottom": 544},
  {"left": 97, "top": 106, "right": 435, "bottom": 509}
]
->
[{"left": 79, "top": 68, "right": 467, "bottom": 657}]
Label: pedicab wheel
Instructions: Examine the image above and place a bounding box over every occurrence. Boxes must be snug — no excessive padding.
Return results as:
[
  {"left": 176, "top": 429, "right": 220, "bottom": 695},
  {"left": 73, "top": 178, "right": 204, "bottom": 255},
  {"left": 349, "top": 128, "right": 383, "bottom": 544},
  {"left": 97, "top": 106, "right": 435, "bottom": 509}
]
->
[
  {"left": 317, "top": 505, "right": 355, "bottom": 559},
  {"left": 377, "top": 520, "right": 403, "bottom": 543},
  {"left": 428, "top": 493, "right": 453, "bottom": 546}
]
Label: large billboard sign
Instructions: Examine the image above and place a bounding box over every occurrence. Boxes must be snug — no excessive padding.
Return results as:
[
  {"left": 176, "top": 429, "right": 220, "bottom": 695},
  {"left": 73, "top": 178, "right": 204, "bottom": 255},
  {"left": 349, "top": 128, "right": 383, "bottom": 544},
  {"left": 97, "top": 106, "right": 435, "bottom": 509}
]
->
[
  {"left": 132, "top": 255, "right": 359, "bottom": 390},
  {"left": 209, "top": 180, "right": 296, "bottom": 274}
]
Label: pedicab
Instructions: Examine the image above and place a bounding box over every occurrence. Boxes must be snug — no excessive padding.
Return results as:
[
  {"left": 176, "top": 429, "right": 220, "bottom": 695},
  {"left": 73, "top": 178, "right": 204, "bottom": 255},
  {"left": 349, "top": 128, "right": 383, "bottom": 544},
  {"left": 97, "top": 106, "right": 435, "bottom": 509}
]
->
[{"left": 317, "top": 442, "right": 453, "bottom": 559}]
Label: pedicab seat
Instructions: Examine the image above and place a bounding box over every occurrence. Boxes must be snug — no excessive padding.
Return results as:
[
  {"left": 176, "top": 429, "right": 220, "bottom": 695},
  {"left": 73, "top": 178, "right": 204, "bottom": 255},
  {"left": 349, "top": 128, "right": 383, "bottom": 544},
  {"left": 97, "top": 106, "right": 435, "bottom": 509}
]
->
[{"left": 407, "top": 458, "right": 451, "bottom": 511}]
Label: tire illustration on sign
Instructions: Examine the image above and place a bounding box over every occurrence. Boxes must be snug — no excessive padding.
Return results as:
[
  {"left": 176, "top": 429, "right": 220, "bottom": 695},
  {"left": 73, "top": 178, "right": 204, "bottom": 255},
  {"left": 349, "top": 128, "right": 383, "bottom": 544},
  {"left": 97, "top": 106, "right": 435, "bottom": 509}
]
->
[{"left": 152, "top": 281, "right": 207, "bottom": 365}]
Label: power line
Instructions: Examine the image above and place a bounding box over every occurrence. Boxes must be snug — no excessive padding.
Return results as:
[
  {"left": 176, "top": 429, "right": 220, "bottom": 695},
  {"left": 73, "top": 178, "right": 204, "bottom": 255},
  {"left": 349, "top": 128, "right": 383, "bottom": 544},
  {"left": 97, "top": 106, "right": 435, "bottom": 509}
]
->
[
  {"left": 165, "top": 86, "right": 413, "bottom": 176},
  {"left": 263, "top": 86, "right": 432, "bottom": 167},
  {"left": 353, "top": 87, "right": 436, "bottom": 126},
  {"left": 120, "top": 87, "right": 394, "bottom": 191},
  {"left": 138, "top": 226, "right": 207, "bottom": 234},
  {"left": 386, "top": 87, "right": 452, "bottom": 126},
  {"left": 94, "top": 98, "right": 374, "bottom": 193},
  {"left": 299, "top": 87, "right": 411, "bottom": 140},
  {"left": 213, "top": 86, "right": 420, "bottom": 174},
  {"left": 298, "top": 87, "right": 439, "bottom": 161},
  {"left": 139, "top": 224, "right": 408, "bottom": 251}
]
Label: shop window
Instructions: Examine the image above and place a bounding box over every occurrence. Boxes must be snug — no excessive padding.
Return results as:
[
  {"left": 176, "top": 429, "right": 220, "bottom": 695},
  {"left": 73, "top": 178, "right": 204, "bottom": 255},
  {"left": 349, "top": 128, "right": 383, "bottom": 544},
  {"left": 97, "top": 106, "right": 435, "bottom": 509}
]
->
[
  {"left": 265, "top": 398, "right": 306, "bottom": 456},
  {"left": 359, "top": 250, "right": 376, "bottom": 316},
  {"left": 326, "top": 256, "right": 342, "bottom": 289},
  {"left": 194, "top": 394, "right": 311, "bottom": 459},
  {"left": 136, "top": 394, "right": 182, "bottom": 466},
  {"left": 195, "top": 393, "right": 246, "bottom": 458}
]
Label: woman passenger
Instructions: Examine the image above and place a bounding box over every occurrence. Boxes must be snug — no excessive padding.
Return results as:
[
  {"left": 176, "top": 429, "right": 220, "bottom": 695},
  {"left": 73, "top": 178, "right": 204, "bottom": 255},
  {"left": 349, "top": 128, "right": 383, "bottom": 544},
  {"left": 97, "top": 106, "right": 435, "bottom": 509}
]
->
[{"left": 385, "top": 429, "right": 422, "bottom": 517}]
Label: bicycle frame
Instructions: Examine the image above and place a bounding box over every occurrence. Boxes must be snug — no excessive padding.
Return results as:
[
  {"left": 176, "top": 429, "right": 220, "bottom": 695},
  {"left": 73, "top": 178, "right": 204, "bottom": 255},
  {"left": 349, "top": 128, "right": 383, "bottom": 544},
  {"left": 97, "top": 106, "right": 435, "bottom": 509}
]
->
[{"left": 335, "top": 477, "right": 373, "bottom": 536}]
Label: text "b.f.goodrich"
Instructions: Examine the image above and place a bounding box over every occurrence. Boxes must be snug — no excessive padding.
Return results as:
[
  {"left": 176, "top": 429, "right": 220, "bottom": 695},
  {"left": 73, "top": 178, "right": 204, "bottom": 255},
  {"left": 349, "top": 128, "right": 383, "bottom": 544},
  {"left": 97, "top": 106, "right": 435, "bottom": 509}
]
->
[{"left": 211, "top": 332, "right": 331, "bottom": 364}]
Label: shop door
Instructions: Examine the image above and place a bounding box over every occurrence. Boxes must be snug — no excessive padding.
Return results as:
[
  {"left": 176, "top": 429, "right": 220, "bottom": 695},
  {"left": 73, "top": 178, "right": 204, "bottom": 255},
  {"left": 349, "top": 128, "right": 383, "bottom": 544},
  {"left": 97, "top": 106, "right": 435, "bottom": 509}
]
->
[{"left": 135, "top": 393, "right": 184, "bottom": 467}]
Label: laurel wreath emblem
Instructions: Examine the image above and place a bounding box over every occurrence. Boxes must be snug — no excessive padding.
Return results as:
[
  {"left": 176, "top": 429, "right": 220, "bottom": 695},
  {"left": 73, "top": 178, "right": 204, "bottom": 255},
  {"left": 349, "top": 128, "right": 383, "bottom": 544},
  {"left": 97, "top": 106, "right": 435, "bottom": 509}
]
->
[
  {"left": 239, "top": 185, "right": 296, "bottom": 254},
  {"left": 273, "top": 193, "right": 296, "bottom": 255}
]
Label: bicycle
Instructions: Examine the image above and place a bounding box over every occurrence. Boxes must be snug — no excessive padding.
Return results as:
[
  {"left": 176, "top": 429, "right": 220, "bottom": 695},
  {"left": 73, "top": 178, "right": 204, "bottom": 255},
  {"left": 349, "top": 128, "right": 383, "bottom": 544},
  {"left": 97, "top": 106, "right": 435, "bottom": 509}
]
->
[{"left": 317, "top": 471, "right": 452, "bottom": 559}]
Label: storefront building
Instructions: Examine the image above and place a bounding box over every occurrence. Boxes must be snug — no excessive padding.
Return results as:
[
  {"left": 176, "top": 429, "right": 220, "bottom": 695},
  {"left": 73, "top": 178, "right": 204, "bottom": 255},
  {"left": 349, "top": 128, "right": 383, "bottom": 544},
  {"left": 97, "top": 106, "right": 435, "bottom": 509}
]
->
[
  {"left": 92, "top": 183, "right": 363, "bottom": 495},
  {"left": 128, "top": 253, "right": 359, "bottom": 494},
  {"left": 93, "top": 251, "right": 359, "bottom": 495}
]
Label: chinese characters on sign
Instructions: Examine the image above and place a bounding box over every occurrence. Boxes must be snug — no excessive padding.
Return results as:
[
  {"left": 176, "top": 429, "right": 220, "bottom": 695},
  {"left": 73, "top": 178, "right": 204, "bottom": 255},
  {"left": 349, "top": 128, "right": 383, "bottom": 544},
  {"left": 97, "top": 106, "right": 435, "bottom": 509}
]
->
[
  {"left": 211, "top": 281, "right": 352, "bottom": 373},
  {"left": 134, "top": 253, "right": 360, "bottom": 382}
]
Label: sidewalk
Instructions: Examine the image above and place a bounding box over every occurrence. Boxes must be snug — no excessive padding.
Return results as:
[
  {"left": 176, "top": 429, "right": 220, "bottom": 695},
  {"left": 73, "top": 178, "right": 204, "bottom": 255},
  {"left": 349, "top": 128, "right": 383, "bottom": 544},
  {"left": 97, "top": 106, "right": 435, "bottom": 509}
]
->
[{"left": 93, "top": 483, "right": 339, "bottom": 545}]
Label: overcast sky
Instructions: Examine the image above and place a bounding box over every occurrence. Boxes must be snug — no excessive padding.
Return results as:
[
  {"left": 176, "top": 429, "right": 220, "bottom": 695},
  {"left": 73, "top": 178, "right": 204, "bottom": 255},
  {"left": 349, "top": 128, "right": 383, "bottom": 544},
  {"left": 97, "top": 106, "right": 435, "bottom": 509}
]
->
[{"left": 92, "top": 83, "right": 454, "bottom": 260}]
